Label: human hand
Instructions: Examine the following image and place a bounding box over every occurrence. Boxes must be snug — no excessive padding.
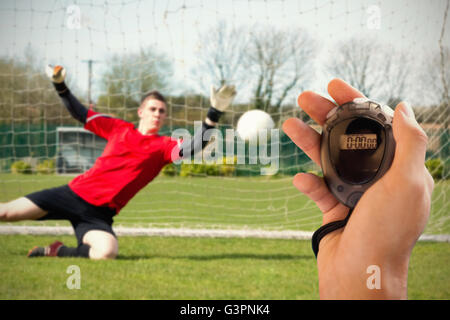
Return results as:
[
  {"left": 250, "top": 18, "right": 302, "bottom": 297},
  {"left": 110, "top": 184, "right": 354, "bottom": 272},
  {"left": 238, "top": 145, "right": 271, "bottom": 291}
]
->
[
  {"left": 210, "top": 84, "right": 237, "bottom": 112},
  {"left": 283, "top": 79, "right": 434, "bottom": 299},
  {"left": 45, "top": 65, "right": 66, "bottom": 84}
]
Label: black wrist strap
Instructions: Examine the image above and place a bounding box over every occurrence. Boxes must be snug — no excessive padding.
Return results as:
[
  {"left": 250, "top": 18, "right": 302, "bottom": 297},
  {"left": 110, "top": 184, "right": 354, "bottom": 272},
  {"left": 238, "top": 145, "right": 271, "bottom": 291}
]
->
[
  {"left": 312, "top": 209, "right": 353, "bottom": 258},
  {"left": 53, "top": 82, "right": 69, "bottom": 96},
  {"left": 206, "top": 107, "right": 223, "bottom": 123}
]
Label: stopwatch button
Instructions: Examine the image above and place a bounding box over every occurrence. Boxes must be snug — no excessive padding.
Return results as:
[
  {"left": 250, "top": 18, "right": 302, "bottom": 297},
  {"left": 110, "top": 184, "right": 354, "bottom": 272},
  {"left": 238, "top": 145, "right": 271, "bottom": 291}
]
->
[
  {"left": 353, "top": 97, "right": 369, "bottom": 104},
  {"left": 371, "top": 102, "right": 381, "bottom": 109},
  {"left": 326, "top": 106, "right": 338, "bottom": 119},
  {"left": 381, "top": 105, "right": 394, "bottom": 118},
  {"left": 377, "top": 113, "right": 387, "bottom": 122},
  {"left": 347, "top": 192, "right": 363, "bottom": 207}
]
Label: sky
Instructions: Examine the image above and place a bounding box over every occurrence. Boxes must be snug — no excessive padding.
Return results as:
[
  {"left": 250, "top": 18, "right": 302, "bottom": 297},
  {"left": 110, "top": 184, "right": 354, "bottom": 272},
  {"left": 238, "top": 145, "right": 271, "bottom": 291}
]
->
[{"left": 0, "top": 0, "right": 449, "bottom": 105}]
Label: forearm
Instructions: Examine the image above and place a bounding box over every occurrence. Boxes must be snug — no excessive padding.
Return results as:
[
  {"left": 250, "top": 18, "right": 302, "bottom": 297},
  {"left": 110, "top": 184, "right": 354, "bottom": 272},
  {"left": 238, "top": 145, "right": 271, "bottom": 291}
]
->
[
  {"left": 53, "top": 82, "right": 88, "bottom": 123},
  {"left": 179, "top": 121, "right": 214, "bottom": 158},
  {"left": 178, "top": 107, "right": 223, "bottom": 158}
]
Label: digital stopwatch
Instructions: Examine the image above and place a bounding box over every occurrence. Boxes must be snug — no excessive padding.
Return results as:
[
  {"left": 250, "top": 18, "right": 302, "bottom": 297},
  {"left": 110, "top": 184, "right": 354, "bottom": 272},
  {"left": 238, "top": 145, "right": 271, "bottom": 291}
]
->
[{"left": 320, "top": 97, "right": 396, "bottom": 208}]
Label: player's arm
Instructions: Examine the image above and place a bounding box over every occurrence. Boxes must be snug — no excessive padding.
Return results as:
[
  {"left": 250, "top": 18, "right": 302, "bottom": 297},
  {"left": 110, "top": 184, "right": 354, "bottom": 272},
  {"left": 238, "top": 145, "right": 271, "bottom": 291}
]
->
[
  {"left": 178, "top": 85, "right": 237, "bottom": 158},
  {"left": 46, "top": 65, "right": 88, "bottom": 124},
  {"left": 46, "top": 65, "right": 122, "bottom": 139}
]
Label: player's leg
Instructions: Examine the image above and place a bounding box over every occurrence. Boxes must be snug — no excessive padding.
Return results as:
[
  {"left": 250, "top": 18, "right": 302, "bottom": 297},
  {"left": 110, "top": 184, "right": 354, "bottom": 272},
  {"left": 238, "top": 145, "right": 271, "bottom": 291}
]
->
[
  {"left": 38, "top": 229, "right": 118, "bottom": 259},
  {"left": 82, "top": 230, "right": 118, "bottom": 260},
  {"left": 0, "top": 197, "right": 47, "bottom": 222},
  {"left": 28, "top": 229, "right": 118, "bottom": 259},
  {"left": 24, "top": 185, "right": 118, "bottom": 259}
]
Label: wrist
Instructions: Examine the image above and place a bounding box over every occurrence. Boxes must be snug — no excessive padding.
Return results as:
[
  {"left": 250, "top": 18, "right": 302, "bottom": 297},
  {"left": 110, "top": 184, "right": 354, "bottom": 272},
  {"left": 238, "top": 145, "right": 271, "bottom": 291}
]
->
[
  {"left": 318, "top": 245, "right": 410, "bottom": 299},
  {"left": 53, "top": 81, "right": 69, "bottom": 95},
  {"left": 207, "top": 106, "right": 223, "bottom": 123},
  {"left": 204, "top": 117, "right": 217, "bottom": 127}
]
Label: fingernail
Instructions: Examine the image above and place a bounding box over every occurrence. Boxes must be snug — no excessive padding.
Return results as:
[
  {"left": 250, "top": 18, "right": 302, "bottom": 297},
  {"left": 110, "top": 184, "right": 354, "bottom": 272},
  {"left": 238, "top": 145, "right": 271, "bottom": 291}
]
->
[{"left": 401, "top": 101, "right": 415, "bottom": 119}]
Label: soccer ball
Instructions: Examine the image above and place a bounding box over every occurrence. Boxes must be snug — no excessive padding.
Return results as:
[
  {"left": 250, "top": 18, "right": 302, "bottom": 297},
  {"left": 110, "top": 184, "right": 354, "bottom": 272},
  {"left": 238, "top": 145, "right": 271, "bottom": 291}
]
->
[{"left": 236, "top": 110, "right": 275, "bottom": 141}]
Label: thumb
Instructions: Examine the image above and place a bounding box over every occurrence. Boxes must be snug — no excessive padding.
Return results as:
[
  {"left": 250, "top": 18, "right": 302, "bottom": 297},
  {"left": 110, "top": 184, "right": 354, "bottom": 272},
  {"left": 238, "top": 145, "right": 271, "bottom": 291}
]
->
[
  {"left": 45, "top": 64, "right": 54, "bottom": 78},
  {"left": 210, "top": 85, "right": 216, "bottom": 97},
  {"left": 391, "top": 102, "right": 428, "bottom": 172}
]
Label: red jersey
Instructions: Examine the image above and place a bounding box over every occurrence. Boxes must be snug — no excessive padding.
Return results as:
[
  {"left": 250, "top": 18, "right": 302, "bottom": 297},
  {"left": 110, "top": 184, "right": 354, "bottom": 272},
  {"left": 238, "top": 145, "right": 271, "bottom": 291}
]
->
[{"left": 68, "top": 110, "right": 180, "bottom": 214}]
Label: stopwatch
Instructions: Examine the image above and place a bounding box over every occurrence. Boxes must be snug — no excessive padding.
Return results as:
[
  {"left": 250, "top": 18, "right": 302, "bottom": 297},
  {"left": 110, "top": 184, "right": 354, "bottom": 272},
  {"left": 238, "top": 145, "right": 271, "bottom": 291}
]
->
[{"left": 320, "top": 98, "right": 396, "bottom": 208}]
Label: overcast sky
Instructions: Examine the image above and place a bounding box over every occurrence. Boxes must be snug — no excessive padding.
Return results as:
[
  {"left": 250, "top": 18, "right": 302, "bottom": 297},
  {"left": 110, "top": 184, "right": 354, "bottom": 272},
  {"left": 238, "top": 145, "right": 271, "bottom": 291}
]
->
[{"left": 0, "top": 0, "right": 449, "bottom": 105}]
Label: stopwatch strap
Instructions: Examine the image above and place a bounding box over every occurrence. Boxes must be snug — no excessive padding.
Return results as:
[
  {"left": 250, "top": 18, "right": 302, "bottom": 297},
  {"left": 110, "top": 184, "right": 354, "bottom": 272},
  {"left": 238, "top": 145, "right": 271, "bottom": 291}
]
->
[{"left": 312, "top": 209, "right": 353, "bottom": 258}]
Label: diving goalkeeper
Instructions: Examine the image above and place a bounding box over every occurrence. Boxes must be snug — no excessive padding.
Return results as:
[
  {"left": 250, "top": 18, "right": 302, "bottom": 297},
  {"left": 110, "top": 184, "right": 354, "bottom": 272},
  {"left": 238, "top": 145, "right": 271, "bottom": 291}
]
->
[{"left": 0, "top": 65, "right": 236, "bottom": 260}]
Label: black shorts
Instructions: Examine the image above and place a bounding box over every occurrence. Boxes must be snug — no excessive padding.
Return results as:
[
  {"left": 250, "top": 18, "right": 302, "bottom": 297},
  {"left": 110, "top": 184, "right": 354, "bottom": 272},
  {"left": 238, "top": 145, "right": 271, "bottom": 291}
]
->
[{"left": 25, "top": 185, "right": 116, "bottom": 246}]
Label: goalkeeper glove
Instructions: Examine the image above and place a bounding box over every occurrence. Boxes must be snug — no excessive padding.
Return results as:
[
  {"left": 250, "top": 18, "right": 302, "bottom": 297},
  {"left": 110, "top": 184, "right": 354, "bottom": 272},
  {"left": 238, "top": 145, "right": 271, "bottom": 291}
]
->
[
  {"left": 46, "top": 65, "right": 66, "bottom": 83},
  {"left": 210, "top": 84, "right": 236, "bottom": 111},
  {"left": 46, "top": 65, "right": 68, "bottom": 94},
  {"left": 207, "top": 84, "right": 237, "bottom": 123}
]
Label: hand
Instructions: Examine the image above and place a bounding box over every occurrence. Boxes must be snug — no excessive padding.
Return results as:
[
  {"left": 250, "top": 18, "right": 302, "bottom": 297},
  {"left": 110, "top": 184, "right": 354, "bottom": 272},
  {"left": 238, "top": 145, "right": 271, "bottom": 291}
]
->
[
  {"left": 283, "top": 79, "right": 434, "bottom": 299},
  {"left": 210, "top": 84, "right": 237, "bottom": 112},
  {"left": 45, "top": 65, "right": 66, "bottom": 84}
]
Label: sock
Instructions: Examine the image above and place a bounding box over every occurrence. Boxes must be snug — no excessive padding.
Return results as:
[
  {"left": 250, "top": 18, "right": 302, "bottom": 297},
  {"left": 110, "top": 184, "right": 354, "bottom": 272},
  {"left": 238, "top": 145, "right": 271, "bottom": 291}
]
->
[{"left": 57, "top": 244, "right": 91, "bottom": 258}]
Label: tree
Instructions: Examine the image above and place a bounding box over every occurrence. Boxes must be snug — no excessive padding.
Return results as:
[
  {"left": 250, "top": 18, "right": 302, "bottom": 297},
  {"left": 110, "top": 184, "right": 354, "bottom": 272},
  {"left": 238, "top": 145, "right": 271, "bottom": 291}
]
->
[
  {"left": 96, "top": 48, "right": 172, "bottom": 121},
  {"left": 192, "top": 22, "right": 317, "bottom": 111},
  {"left": 246, "top": 26, "right": 316, "bottom": 110},
  {"left": 326, "top": 37, "right": 411, "bottom": 107},
  {"left": 423, "top": 47, "right": 450, "bottom": 106},
  {"left": 191, "top": 21, "right": 250, "bottom": 92},
  {"left": 0, "top": 45, "right": 78, "bottom": 126}
]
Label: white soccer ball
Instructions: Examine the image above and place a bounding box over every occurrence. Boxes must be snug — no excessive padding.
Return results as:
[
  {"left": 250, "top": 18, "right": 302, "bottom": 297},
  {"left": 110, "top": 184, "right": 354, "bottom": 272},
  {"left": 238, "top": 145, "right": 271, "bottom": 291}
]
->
[{"left": 236, "top": 110, "right": 275, "bottom": 141}]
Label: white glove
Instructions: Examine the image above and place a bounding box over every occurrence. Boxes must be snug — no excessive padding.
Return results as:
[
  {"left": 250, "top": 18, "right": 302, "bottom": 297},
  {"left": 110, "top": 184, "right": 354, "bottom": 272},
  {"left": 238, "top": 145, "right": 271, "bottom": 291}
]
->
[
  {"left": 210, "top": 84, "right": 237, "bottom": 112},
  {"left": 45, "top": 65, "right": 66, "bottom": 83}
]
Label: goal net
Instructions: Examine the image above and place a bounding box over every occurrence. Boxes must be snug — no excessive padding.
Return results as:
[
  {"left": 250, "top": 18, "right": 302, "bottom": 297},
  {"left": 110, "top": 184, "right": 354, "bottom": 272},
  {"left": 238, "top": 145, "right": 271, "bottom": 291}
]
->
[{"left": 0, "top": 0, "right": 448, "bottom": 237}]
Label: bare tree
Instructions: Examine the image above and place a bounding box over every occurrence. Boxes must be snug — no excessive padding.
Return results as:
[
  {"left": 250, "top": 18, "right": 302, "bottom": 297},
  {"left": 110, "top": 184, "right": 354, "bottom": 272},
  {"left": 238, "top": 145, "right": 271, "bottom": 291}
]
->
[
  {"left": 423, "top": 47, "right": 450, "bottom": 106},
  {"left": 192, "top": 22, "right": 316, "bottom": 110},
  {"left": 191, "top": 21, "right": 250, "bottom": 92},
  {"left": 327, "top": 37, "right": 411, "bottom": 107},
  {"left": 438, "top": 0, "right": 450, "bottom": 107},
  {"left": 246, "top": 26, "right": 316, "bottom": 110},
  {"left": 0, "top": 45, "right": 77, "bottom": 126},
  {"left": 96, "top": 48, "right": 171, "bottom": 121}
]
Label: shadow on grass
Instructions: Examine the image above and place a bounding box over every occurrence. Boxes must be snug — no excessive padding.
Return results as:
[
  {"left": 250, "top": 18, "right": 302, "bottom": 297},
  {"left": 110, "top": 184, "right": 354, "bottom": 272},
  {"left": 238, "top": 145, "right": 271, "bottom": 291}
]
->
[{"left": 117, "top": 253, "right": 313, "bottom": 261}]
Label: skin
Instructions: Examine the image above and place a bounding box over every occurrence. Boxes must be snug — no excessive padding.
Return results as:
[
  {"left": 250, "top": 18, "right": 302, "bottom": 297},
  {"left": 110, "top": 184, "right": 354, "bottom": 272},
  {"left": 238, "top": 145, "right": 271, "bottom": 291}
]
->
[
  {"left": 283, "top": 79, "right": 434, "bottom": 299},
  {"left": 137, "top": 98, "right": 167, "bottom": 135},
  {"left": 0, "top": 98, "right": 166, "bottom": 260}
]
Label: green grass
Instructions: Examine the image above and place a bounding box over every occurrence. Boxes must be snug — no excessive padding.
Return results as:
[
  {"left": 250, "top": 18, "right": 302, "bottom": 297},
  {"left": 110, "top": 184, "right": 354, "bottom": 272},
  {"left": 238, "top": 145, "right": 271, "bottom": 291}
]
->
[
  {"left": 0, "top": 174, "right": 449, "bottom": 299},
  {"left": 0, "top": 174, "right": 449, "bottom": 234},
  {"left": 0, "top": 235, "right": 449, "bottom": 300}
]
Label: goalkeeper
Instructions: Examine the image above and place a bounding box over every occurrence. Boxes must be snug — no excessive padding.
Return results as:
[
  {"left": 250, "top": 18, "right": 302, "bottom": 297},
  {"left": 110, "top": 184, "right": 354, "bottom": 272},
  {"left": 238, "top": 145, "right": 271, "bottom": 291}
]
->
[{"left": 0, "top": 65, "right": 236, "bottom": 260}]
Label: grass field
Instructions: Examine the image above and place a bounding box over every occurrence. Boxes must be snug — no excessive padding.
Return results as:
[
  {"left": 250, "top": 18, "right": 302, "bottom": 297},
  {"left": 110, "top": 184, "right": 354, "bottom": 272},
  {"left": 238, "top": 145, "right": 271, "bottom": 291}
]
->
[
  {"left": 0, "top": 174, "right": 449, "bottom": 300},
  {"left": 0, "top": 174, "right": 449, "bottom": 234},
  {"left": 0, "top": 235, "right": 449, "bottom": 300}
]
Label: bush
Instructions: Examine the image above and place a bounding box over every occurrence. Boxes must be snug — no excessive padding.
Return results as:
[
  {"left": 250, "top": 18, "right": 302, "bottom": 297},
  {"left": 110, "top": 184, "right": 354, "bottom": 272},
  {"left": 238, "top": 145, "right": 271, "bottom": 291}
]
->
[
  {"left": 425, "top": 158, "right": 444, "bottom": 180},
  {"left": 179, "top": 161, "right": 234, "bottom": 177},
  {"left": 180, "top": 163, "right": 207, "bottom": 177},
  {"left": 10, "top": 160, "right": 32, "bottom": 174},
  {"left": 204, "top": 164, "right": 218, "bottom": 176},
  {"left": 162, "top": 163, "right": 178, "bottom": 176},
  {"left": 36, "top": 159, "right": 55, "bottom": 174},
  {"left": 170, "top": 156, "right": 237, "bottom": 177},
  {"left": 219, "top": 156, "right": 236, "bottom": 177},
  {"left": 220, "top": 164, "right": 235, "bottom": 177}
]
